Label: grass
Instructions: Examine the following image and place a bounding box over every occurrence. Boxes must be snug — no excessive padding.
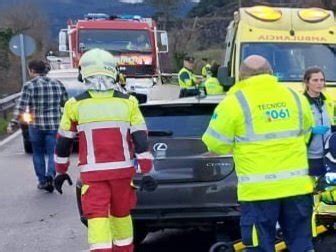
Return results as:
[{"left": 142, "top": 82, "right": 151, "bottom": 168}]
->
[
  {"left": 0, "top": 111, "right": 12, "bottom": 136},
  {"left": 0, "top": 116, "right": 9, "bottom": 136}
]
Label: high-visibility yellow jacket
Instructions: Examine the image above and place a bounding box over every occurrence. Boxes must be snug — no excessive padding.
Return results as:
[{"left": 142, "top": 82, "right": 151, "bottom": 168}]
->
[
  {"left": 204, "top": 77, "right": 225, "bottom": 95},
  {"left": 202, "top": 74, "right": 315, "bottom": 201},
  {"left": 201, "top": 63, "right": 211, "bottom": 78},
  {"left": 227, "top": 80, "right": 247, "bottom": 95},
  {"left": 55, "top": 90, "right": 153, "bottom": 182},
  {"left": 178, "top": 67, "right": 197, "bottom": 89}
]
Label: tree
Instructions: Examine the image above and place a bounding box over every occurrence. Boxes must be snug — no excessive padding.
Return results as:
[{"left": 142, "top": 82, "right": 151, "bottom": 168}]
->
[
  {"left": 146, "top": 0, "right": 187, "bottom": 29},
  {"left": 0, "top": 0, "right": 50, "bottom": 95}
]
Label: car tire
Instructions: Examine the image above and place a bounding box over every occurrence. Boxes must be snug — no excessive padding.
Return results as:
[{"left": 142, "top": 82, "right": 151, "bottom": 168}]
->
[
  {"left": 133, "top": 223, "right": 148, "bottom": 245},
  {"left": 209, "top": 242, "right": 234, "bottom": 252},
  {"left": 314, "top": 229, "right": 336, "bottom": 251},
  {"left": 23, "top": 140, "right": 33, "bottom": 154}
]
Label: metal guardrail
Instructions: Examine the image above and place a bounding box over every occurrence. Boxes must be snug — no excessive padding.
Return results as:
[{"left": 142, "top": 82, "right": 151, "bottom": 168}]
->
[{"left": 0, "top": 92, "right": 21, "bottom": 119}]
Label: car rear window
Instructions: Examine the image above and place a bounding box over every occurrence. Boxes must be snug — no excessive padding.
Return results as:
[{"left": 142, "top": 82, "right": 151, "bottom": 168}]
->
[{"left": 140, "top": 103, "right": 216, "bottom": 137}]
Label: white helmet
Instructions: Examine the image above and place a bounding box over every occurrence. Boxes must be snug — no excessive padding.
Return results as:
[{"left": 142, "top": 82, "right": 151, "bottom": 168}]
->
[{"left": 79, "top": 48, "right": 123, "bottom": 91}]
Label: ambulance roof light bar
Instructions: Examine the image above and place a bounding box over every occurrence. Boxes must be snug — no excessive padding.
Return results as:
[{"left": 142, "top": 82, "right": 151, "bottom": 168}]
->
[
  {"left": 298, "top": 8, "right": 330, "bottom": 23},
  {"left": 245, "top": 6, "right": 282, "bottom": 22}
]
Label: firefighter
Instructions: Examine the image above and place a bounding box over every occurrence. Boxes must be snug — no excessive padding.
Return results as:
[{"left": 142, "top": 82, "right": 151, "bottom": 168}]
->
[
  {"left": 54, "top": 48, "right": 154, "bottom": 252},
  {"left": 202, "top": 55, "right": 315, "bottom": 251},
  {"left": 178, "top": 55, "right": 201, "bottom": 98}
]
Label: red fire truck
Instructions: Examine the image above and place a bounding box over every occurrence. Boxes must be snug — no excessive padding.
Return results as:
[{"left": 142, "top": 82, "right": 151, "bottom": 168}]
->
[{"left": 57, "top": 13, "right": 168, "bottom": 94}]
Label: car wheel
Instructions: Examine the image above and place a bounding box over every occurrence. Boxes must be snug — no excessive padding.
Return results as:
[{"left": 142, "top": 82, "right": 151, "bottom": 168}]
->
[
  {"left": 133, "top": 223, "right": 148, "bottom": 245},
  {"left": 75, "top": 180, "right": 88, "bottom": 227},
  {"left": 314, "top": 229, "right": 336, "bottom": 251},
  {"left": 23, "top": 140, "right": 33, "bottom": 154},
  {"left": 209, "top": 242, "right": 234, "bottom": 252}
]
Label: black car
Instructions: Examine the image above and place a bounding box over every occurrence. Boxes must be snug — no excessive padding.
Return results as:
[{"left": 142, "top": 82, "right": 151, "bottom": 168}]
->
[{"left": 75, "top": 95, "right": 240, "bottom": 245}]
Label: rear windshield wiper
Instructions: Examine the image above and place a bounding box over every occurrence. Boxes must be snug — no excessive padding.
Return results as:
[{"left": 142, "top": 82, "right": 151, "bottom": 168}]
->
[{"left": 148, "top": 130, "right": 173, "bottom": 137}]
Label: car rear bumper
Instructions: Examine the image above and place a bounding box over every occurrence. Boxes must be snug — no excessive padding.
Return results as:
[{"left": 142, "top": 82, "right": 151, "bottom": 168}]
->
[{"left": 131, "top": 205, "right": 240, "bottom": 229}]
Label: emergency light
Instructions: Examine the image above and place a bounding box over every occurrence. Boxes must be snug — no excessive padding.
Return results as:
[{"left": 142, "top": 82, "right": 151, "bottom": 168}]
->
[
  {"left": 245, "top": 6, "right": 282, "bottom": 22},
  {"left": 298, "top": 8, "right": 330, "bottom": 23}
]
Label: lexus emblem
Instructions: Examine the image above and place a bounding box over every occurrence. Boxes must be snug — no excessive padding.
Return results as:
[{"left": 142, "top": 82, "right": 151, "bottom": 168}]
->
[{"left": 153, "top": 143, "right": 168, "bottom": 152}]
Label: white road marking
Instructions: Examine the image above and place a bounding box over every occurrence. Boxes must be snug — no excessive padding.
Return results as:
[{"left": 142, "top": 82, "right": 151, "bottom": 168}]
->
[{"left": 0, "top": 130, "right": 21, "bottom": 147}]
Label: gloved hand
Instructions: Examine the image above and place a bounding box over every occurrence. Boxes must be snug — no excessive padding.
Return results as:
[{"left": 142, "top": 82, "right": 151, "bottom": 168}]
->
[
  {"left": 54, "top": 173, "right": 73, "bottom": 194},
  {"left": 316, "top": 173, "right": 336, "bottom": 193},
  {"left": 139, "top": 175, "right": 158, "bottom": 192},
  {"left": 312, "top": 125, "right": 329, "bottom": 135},
  {"left": 325, "top": 172, "right": 336, "bottom": 186}
]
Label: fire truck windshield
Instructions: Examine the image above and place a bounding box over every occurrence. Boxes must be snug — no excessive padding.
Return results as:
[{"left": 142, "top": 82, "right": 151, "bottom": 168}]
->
[
  {"left": 241, "top": 43, "right": 336, "bottom": 82},
  {"left": 79, "top": 29, "right": 152, "bottom": 53}
]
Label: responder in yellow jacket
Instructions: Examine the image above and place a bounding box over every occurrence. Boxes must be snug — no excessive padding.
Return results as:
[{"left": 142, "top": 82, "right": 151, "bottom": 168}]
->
[
  {"left": 54, "top": 49, "right": 153, "bottom": 252},
  {"left": 202, "top": 55, "right": 315, "bottom": 251},
  {"left": 201, "top": 57, "right": 211, "bottom": 79},
  {"left": 178, "top": 55, "right": 200, "bottom": 98},
  {"left": 203, "top": 61, "right": 224, "bottom": 95}
]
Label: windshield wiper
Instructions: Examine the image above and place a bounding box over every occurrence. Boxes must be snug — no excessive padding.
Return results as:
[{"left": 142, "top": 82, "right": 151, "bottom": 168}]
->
[{"left": 148, "top": 130, "right": 173, "bottom": 137}]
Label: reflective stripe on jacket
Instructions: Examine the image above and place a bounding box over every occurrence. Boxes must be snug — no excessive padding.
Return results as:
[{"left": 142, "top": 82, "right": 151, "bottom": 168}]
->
[
  {"left": 202, "top": 74, "right": 315, "bottom": 201},
  {"left": 304, "top": 92, "right": 333, "bottom": 159},
  {"left": 55, "top": 90, "right": 151, "bottom": 182}
]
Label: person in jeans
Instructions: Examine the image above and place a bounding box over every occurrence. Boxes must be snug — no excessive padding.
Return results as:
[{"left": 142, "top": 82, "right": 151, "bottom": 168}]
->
[
  {"left": 203, "top": 55, "right": 315, "bottom": 251},
  {"left": 7, "top": 60, "right": 68, "bottom": 192}
]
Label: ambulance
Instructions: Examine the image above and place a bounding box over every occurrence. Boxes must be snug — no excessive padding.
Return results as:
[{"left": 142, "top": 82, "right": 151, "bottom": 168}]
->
[{"left": 219, "top": 6, "right": 336, "bottom": 99}]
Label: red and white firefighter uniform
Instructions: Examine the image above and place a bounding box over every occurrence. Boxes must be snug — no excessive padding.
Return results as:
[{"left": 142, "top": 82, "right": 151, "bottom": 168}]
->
[{"left": 55, "top": 49, "right": 152, "bottom": 252}]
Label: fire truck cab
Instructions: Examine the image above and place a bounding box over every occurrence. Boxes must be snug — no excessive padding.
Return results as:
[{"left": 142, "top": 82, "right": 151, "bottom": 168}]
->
[
  {"left": 58, "top": 13, "right": 168, "bottom": 95},
  {"left": 219, "top": 6, "right": 336, "bottom": 99}
]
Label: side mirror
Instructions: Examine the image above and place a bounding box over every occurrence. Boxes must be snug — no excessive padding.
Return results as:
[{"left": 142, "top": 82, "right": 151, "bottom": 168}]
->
[
  {"left": 218, "top": 65, "right": 235, "bottom": 89},
  {"left": 79, "top": 42, "right": 86, "bottom": 53},
  {"left": 58, "top": 29, "right": 68, "bottom": 52},
  {"left": 157, "top": 30, "right": 168, "bottom": 53}
]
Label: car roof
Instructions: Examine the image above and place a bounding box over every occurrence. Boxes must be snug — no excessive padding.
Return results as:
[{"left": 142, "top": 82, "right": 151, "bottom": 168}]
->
[{"left": 141, "top": 95, "right": 225, "bottom": 106}]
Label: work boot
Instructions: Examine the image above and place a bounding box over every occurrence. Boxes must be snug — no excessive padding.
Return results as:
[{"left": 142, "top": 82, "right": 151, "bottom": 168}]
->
[
  {"left": 45, "top": 176, "right": 54, "bottom": 193},
  {"left": 37, "top": 182, "right": 48, "bottom": 190}
]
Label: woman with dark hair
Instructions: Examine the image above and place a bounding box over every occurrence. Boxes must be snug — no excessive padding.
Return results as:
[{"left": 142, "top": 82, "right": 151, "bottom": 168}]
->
[{"left": 303, "top": 66, "right": 334, "bottom": 176}]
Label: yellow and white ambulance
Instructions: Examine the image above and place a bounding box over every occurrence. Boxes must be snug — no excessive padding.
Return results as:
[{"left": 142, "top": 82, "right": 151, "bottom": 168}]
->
[{"left": 220, "top": 6, "right": 336, "bottom": 99}]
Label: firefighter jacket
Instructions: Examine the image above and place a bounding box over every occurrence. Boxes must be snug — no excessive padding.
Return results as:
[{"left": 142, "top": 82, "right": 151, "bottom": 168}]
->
[
  {"left": 178, "top": 67, "right": 197, "bottom": 89},
  {"left": 55, "top": 90, "right": 153, "bottom": 182},
  {"left": 202, "top": 74, "right": 315, "bottom": 201},
  {"left": 204, "top": 77, "right": 224, "bottom": 95}
]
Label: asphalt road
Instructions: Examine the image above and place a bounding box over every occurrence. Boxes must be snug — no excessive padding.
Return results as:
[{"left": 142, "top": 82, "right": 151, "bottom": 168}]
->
[{"left": 0, "top": 132, "right": 216, "bottom": 252}]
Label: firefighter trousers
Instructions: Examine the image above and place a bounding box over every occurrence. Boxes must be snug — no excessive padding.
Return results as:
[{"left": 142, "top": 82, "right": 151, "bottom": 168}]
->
[{"left": 81, "top": 178, "right": 136, "bottom": 252}]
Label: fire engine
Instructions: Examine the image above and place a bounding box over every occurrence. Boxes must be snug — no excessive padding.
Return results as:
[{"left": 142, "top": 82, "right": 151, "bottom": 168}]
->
[{"left": 56, "top": 13, "right": 168, "bottom": 94}]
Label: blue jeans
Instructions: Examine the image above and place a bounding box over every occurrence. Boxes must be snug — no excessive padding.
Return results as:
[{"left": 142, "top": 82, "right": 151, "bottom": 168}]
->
[
  {"left": 240, "top": 194, "right": 314, "bottom": 252},
  {"left": 28, "top": 126, "right": 57, "bottom": 183}
]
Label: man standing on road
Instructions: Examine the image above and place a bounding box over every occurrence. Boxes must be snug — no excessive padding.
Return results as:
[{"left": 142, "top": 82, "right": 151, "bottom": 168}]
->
[
  {"left": 178, "top": 55, "right": 201, "bottom": 98},
  {"left": 54, "top": 48, "right": 154, "bottom": 252},
  {"left": 202, "top": 55, "right": 315, "bottom": 251},
  {"left": 7, "top": 60, "right": 68, "bottom": 192}
]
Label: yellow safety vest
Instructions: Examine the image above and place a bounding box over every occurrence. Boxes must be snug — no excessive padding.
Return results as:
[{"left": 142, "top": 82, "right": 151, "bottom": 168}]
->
[
  {"left": 201, "top": 63, "right": 211, "bottom": 78},
  {"left": 204, "top": 77, "right": 224, "bottom": 95},
  {"left": 178, "top": 67, "right": 197, "bottom": 88},
  {"left": 202, "top": 74, "right": 315, "bottom": 201}
]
